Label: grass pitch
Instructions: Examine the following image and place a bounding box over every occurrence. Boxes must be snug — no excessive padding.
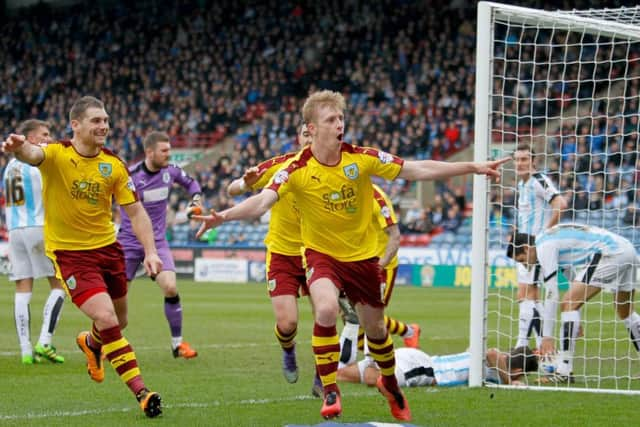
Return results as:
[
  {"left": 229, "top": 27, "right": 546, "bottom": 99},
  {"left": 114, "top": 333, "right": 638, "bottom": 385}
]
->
[{"left": 0, "top": 277, "right": 637, "bottom": 426}]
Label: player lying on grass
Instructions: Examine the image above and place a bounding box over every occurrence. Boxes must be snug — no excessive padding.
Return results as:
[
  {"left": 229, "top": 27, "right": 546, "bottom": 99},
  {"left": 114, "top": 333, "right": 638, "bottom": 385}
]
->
[{"left": 337, "top": 345, "right": 539, "bottom": 387}]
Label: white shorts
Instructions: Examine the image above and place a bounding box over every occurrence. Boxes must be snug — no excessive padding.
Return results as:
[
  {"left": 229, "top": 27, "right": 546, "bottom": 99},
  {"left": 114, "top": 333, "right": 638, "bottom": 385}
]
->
[
  {"left": 8, "top": 227, "right": 54, "bottom": 281},
  {"left": 517, "top": 262, "right": 541, "bottom": 286},
  {"left": 576, "top": 240, "right": 639, "bottom": 292}
]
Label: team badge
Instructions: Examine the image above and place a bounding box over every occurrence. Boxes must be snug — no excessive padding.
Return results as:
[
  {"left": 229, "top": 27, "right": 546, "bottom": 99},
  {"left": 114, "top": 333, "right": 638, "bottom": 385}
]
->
[
  {"left": 306, "top": 267, "right": 314, "bottom": 281},
  {"left": 163, "top": 172, "right": 171, "bottom": 183},
  {"left": 267, "top": 279, "right": 277, "bottom": 292},
  {"left": 343, "top": 163, "right": 359, "bottom": 180},
  {"left": 378, "top": 151, "right": 393, "bottom": 164},
  {"left": 379, "top": 281, "right": 387, "bottom": 302},
  {"left": 98, "top": 162, "right": 112, "bottom": 177},
  {"left": 381, "top": 206, "right": 391, "bottom": 218},
  {"left": 66, "top": 275, "right": 77, "bottom": 290}
]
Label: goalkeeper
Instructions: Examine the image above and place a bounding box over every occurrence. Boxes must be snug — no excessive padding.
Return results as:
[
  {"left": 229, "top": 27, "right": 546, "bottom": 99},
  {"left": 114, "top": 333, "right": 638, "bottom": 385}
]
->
[
  {"left": 508, "top": 224, "right": 640, "bottom": 383},
  {"left": 118, "top": 131, "right": 201, "bottom": 359}
]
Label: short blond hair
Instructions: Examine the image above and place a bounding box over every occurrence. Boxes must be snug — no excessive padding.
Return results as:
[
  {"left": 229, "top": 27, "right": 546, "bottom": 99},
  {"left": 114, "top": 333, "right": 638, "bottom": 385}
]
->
[{"left": 302, "top": 90, "right": 346, "bottom": 124}]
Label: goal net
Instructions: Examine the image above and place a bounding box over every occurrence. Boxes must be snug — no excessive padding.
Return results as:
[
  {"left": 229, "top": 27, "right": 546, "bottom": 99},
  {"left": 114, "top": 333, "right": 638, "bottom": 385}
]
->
[{"left": 470, "top": 2, "right": 640, "bottom": 393}]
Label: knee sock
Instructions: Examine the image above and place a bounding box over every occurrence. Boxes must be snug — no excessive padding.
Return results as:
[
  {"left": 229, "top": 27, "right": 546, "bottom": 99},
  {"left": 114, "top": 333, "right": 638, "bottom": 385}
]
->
[
  {"left": 15, "top": 292, "right": 32, "bottom": 357},
  {"left": 623, "top": 311, "right": 640, "bottom": 352},
  {"left": 312, "top": 323, "right": 340, "bottom": 395},
  {"left": 517, "top": 299, "right": 540, "bottom": 348},
  {"left": 274, "top": 324, "right": 296, "bottom": 351},
  {"left": 367, "top": 333, "right": 399, "bottom": 392},
  {"left": 38, "top": 288, "right": 66, "bottom": 346},
  {"left": 101, "top": 325, "right": 146, "bottom": 396},
  {"left": 338, "top": 321, "right": 359, "bottom": 368},
  {"left": 557, "top": 310, "right": 580, "bottom": 376},
  {"left": 164, "top": 295, "right": 183, "bottom": 349},
  {"left": 385, "top": 315, "right": 409, "bottom": 337}
]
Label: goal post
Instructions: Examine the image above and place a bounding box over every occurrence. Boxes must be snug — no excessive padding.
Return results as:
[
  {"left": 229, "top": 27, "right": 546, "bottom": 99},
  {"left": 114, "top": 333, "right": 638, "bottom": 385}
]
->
[{"left": 470, "top": 1, "right": 640, "bottom": 393}]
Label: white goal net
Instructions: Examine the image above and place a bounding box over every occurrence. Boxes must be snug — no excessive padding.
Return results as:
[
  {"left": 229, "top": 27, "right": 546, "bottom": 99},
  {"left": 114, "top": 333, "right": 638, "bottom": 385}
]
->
[{"left": 470, "top": 2, "right": 640, "bottom": 393}]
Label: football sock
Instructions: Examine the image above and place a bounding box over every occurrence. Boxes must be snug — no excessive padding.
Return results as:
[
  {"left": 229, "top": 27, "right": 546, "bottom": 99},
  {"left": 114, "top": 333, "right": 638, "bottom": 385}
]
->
[
  {"left": 88, "top": 322, "right": 102, "bottom": 350},
  {"left": 533, "top": 301, "right": 543, "bottom": 348},
  {"left": 274, "top": 324, "right": 296, "bottom": 351},
  {"left": 338, "top": 321, "right": 359, "bottom": 368},
  {"left": 38, "top": 289, "right": 65, "bottom": 346},
  {"left": 164, "top": 295, "right": 182, "bottom": 345},
  {"left": 357, "top": 327, "right": 365, "bottom": 352},
  {"left": 385, "top": 315, "right": 409, "bottom": 337},
  {"left": 368, "top": 332, "right": 399, "bottom": 391},
  {"left": 15, "top": 292, "right": 32, "bottom": 357},
  {"left": 312, "top": 323, "right": 340, "bottom": 394},
  {"left": 101, "top": 325, "right": 146, "bottom": 395},
  {"left": 558, "top": 310, "right": 580, "bottom": 376},
  {"left": 623, "top": 311, "right": 640, "bottom": 352},
  {"left": 517, "top": 299, "right": 539, "bottom": 347}
]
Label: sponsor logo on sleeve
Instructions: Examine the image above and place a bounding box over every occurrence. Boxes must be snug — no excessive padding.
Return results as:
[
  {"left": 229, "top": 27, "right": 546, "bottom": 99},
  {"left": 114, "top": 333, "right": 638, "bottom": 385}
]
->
[
  {"left": 274, "top": 170, "right": 289, "bottom": 184},
  {"left": 378, "top": 151, "right": 393, "bottom": 164}
]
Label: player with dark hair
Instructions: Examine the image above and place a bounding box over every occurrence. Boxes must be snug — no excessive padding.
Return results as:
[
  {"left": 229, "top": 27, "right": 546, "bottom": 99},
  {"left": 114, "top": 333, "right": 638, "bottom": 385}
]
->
[
  {"left": 118, "top": 131, "right": 200, "bottom": 359},
  {"left": 2, "top": 96, "right": 163, "bottom": 418},
  {"left": 512, "top": 143, "right": 567, "bottom": 350},
  {"left": 337, "top": 345, "right": 538, "bottom": 387},
  {"left": 508, "top": 224, "right": 640, "bottom": 383}
]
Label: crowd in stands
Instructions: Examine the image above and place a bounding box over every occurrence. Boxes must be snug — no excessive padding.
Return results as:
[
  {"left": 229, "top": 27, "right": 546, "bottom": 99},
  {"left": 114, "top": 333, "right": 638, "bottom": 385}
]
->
[{"left": 0, "top": 0, "right": 639, "bottom": 247}]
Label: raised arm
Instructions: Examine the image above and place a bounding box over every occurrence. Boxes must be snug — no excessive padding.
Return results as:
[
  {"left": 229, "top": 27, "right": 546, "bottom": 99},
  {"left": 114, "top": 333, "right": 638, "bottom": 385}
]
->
[
  {"left": 2, "top": 134, "right": 45, "bottom": 166},
  {"left": 194, "top": 189, "right": 278, "bottom": 238},
  {"left": 397, "top": 157, "right": 510, "bottom": 181}
]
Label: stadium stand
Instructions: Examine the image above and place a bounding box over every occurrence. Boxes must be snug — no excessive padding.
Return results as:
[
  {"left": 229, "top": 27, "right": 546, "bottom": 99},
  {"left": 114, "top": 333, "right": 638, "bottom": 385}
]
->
[{"left": 0, "top": 0, "right": 637, "bottom": 250}]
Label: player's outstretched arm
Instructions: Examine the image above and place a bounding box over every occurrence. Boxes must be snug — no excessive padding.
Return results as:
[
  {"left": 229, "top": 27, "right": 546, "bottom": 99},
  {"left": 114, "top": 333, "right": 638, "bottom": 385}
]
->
[
  {"left": 2, "top": 134, "right": 45, "bottom": 165},
  {"left": 122, "top": 201, "right": 163, "bottom": 277},
  {"left": 194, "top": 189, "right": 278, "bottom": 238},
  {"left": 398, "top": 157, "right": 510, "bottom": 182}
]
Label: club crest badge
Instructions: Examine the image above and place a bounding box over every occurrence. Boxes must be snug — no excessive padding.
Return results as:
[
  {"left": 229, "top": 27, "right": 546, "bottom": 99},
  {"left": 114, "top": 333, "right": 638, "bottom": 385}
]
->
[
  {"left": 98, "top": 162, "right": 112, "bottom": 177},
  {"left": 343, "top": 163, "right": 359, "bottom": 180},
  {"left": 163, "top": 172, "right": 171, "bottom": 183},
  {"left": 66, "top": 275, "right": 77, "bottom": 290}
]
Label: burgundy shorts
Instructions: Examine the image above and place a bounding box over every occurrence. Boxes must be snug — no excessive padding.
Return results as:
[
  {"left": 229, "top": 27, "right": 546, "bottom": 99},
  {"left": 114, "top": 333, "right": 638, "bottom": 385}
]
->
[
  {"left": 53, "top": 242, "right": 128, "bottom": 307},
  {"left": 304, "top": 248, "right": 385, "bottom": 308},
  {"left": 382, "top": 266, "right": 398, "bottom": 306},
  {"left": 266, "top": 251, "right": 308, "bottom": 297}
]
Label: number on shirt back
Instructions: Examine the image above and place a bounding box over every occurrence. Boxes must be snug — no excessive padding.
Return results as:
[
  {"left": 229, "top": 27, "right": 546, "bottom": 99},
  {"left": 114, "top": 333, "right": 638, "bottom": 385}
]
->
[{"left": 4, "top": 175, "right": 25, "bottom": 206}]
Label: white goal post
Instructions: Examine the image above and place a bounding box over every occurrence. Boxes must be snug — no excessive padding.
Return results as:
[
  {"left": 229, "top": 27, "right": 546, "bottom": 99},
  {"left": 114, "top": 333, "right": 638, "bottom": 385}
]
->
[{"left": 470, "top": 2, "right": 640, "bottom": 393}]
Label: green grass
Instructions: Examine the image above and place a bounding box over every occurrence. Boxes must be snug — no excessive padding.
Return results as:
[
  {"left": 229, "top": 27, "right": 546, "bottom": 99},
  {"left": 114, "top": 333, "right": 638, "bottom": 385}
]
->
[{"left": 0, "top": 277, "right": 638, "bottom": 426}]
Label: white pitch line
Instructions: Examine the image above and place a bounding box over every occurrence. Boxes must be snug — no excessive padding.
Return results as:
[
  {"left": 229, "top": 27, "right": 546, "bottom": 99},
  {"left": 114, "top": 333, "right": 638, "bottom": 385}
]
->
[
  {"left": 0, "top": 391, "right": 379, "bottom": 420},
  {"left": 0, "top": 336, "right": 463, "bottom": 357}
]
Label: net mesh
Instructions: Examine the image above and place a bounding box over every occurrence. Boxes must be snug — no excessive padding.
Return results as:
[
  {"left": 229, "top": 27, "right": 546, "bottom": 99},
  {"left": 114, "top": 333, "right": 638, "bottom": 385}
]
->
[{"left": 486, "top": 5, "right": 640, "bottom": 392}]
